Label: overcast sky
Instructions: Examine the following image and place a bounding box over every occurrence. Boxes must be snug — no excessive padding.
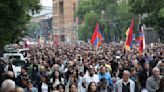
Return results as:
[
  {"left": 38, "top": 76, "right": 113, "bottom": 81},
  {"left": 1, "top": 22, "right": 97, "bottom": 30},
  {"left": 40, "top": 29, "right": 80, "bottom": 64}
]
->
[{"left": 40, "top": 0, "right": 52, "bottom": 7}]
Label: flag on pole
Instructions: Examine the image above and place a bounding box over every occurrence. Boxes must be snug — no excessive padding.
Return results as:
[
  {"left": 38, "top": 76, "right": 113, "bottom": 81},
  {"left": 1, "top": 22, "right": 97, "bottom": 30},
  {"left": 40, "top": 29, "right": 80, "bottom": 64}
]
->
[
  {"left": 124, "top": 18, "right": 134, "bottom": 50},
  {"left": 138, "top": 25, "right": 145, "bottom": 55},
  {"left": 135, "top": 37, "right": 141, "bottom": 44},
  {"left": 90, "top": 22, "right": 103, "bottom": 47}
]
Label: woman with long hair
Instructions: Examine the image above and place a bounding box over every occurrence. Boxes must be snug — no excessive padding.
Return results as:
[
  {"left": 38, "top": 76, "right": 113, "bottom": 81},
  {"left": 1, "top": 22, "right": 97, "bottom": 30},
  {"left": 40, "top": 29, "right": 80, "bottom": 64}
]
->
[
  {"left": 87, "top": 82, "right": 97, "bottom": 92},
  {"left": 38, "top": 73, "right": 51, "bottom": 92},
  {"left": 51, "top": 70, "right": 65, "bottom": 89}
]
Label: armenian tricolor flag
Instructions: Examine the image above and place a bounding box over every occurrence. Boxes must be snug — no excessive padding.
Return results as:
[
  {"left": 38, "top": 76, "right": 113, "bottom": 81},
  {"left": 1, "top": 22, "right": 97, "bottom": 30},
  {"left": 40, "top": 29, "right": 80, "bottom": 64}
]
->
[
  {"left": 90, "top": 23, "right": 103, "bottom": 47},
  {"left": 124, "top": 18, "right": 134, "bottom": 50},
  {"left": 138, "top": 25, "right": 145, "bottom": 55}
]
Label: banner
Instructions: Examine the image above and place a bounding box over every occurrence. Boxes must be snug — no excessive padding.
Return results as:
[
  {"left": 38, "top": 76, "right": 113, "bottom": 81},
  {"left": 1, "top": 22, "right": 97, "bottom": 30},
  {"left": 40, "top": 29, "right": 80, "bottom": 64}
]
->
[{"left": 54, "top": 35, "right": 60, "bottom": 46}]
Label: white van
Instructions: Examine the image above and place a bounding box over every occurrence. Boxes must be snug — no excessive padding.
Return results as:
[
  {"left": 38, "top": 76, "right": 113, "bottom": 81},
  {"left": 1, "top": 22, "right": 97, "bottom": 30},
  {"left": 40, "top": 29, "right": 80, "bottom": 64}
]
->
[
  {"left": 3, "top": 53, "right": 27, "bottom": 63},
  {"left": 3, "top": 53, "right": 27, "bottom": 77},
  {"left": 5, "top": 48, "right": 29, "bottom": 57}
]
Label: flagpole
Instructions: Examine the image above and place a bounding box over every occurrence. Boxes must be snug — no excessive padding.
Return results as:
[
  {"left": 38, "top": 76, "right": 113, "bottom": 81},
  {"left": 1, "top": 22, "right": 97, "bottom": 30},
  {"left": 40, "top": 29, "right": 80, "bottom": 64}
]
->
[{"left": 95, "top": 23, "right": 99, "bottom": 55}]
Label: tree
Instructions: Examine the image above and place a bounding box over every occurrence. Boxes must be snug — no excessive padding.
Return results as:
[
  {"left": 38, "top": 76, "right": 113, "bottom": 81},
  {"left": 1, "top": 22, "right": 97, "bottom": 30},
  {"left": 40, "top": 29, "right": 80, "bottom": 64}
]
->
[
  {"left": 26, "top": 23, "right": 40, "bottom": 38},
  {"left": 76, "top": 0, "right": 134, "bottom": 42},
  {"left": 129, "top": 0, "right": 164, "bottom": 42},
  {"left": 0, "top": 0, "right": 41, "bottom": 49},
  {"left": 78, "top": 12, "right": 99, "bottom": 41},
  {"left": 76, "top": 0, "right": 115, "bottom": 42}
]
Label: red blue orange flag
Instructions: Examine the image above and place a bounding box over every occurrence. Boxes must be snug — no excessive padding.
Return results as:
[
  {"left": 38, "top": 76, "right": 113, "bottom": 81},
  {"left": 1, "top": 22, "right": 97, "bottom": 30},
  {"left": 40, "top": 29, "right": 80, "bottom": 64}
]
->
[
  {"left": 135, "top": 37, "right": 140, "bottom": 44},
  {"left": 125, "top": 18, "right": 134, "bottom": 50},
  {"left": 138, "top": 25, "right": 145, "bottom": 55},
  {"left": 90, "top": 23, "right": 103, "bottom": 47}
]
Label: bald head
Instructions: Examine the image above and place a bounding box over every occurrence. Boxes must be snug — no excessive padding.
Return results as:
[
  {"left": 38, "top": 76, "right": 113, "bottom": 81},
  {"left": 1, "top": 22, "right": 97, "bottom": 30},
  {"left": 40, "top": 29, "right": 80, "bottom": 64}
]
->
[
  {"left": 6, "top": 71, "right": 14, "bottom": 78},
  {"left": 1, "top": 79, "right": 15, "bottom": 92}
]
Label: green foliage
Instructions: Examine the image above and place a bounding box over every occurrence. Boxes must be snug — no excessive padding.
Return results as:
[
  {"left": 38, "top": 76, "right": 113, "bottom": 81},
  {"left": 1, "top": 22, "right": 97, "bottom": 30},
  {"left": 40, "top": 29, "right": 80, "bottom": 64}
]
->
[
  {"left": 26, "top": 23, "right": 40, "bottom": 36},
  {"left": 0, "top": 0, "right": 41, "bottom": 49},
  {"left": 76, "top": 0, "right": 93, "bottom": 20},
  {"left": 129, "top": 0, "right": 145, "bottom": 14},
  {"left": 129, "top": 0, "right": 164, "bottom": 41},
  {"left": 77, "top": 0, "right": 134, "bottom": 42},
  {"left": 78, "top": 12, "right": 99, "bottom": 41},
  {"left": 159, "top": 8, "right": 164, "bottom": 18},
  {"left": 116, "top": 1, "right": 135, "bottom": 40}
]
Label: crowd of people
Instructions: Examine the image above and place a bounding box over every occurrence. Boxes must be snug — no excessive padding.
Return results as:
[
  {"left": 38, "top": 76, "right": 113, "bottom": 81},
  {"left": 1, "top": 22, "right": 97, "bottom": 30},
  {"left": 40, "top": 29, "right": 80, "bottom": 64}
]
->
[{"left": 0, "top": 42, "right": 163, "bottom": 92}]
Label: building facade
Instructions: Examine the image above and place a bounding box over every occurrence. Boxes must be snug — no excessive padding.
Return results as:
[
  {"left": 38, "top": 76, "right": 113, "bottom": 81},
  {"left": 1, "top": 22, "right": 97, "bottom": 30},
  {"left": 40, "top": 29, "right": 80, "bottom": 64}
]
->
[
  {"left": 30, "top": 13, "right": 53, "bottom": 41},
  {"left": 53, "top": 0, "right": 78, "bottom": 42}
]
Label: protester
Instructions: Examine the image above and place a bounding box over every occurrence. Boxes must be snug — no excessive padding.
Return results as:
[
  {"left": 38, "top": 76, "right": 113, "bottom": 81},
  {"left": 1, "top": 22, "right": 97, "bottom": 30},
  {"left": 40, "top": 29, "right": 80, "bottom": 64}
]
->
[
  {"left": 50, "top": 70, "right": 65, "bottom": 89},
  {"left": 156, "top": 60, "right": 164, "bottom": 76},
  {"left": 98, "top": 66, "right": 113, "bottom": 86},
  {"left": 0, "top": 58, "right": 6, "bottom": 86},
  {"left": 97, "top": 78, "right": 113, "bottom": 92},
  {"left": 15, "top": 87, "right": 24, "bottom": 92},
  {"left": 115, "top": 70, "right": 135, "bottom": 92},
  {"left": 82, "top": 65, "right": 99, "bottom": 88},
  {"left": 0, "top": 79, "right": 15, "bottom": 92},
  {"left": 16, "top": 66, "right": 28, "bottom": 88},
  {"left": 156, "top": 77, "right": 164, "bottom": 92},
  {"left": 56, "top": 84, "right": 65, "bottom": 92},
  {"left": 0, "top": 42, "right": 163, "bottom": 92},
  {"left": 21, "top": 77, "right": 29, "bottom": 89},
  {"left": 87, "top": 82, "right": 97, "bottom": 92},
  {"left": 112, "top": 71, "right": 120, "bottom": 92},
  {"left": 24, "top": 80, "right": 38, "bottom": 92},
  {"left": 6, "top": 59, "right": 17, "bottom": 77},
  {"left": 28, "top": 59, "right": 39, "bottom": 87},
  {"left": 69, "top": 83, "right": 78, "bottom": 92},
  {"left": 138, "top": 63, "right": 152, "bottom": 89},
  {"left": 130, "top": 67, "right": 141, "bottom": 92},
  {"left": 146, "top": 67, "right": 162, "bottom": 92},
  {"left": 38, "top": 73, "right": 51, "bottom": 92},
  {"left": 4, "top": 71, "right": 15, "bottom": 82}
]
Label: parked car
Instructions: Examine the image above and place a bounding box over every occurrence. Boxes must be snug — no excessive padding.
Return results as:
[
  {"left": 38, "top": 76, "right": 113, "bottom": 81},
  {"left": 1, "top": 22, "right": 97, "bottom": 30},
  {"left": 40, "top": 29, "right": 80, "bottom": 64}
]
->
[
  {"left": 3, "top": 53, "right": 27, "bottom": 63},
  {"left": 3, "top": 53, "right": 27, "bottom": 77}
]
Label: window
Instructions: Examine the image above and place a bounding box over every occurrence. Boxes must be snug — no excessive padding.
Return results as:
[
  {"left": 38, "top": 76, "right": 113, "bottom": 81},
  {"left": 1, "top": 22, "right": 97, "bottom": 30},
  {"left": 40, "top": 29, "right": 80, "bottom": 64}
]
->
[{"left": 59, "top": 1, "right": 64, "bottom": 14}]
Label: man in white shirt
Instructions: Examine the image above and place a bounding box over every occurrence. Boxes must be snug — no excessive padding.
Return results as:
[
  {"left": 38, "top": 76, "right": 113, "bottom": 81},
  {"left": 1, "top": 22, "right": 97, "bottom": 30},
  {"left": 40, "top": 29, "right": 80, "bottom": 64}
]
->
[
  {"left": 115, "top": 70, "right": 135, "bottom": 92},
  {"left": 82, "top": 65, "right": 99, "bottom": 89}
]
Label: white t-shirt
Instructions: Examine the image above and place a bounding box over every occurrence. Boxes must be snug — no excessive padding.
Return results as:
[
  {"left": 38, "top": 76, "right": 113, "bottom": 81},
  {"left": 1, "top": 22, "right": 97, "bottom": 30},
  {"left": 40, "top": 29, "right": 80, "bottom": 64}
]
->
[
  {"left": 42, "top": 83, "right": 48, "bottom": 92},
  {"left": 83, "top": 74, "right": 99, "bottom": 86},
  {"left": 52, "top": 78, "right": 65, "bottom": 88}
]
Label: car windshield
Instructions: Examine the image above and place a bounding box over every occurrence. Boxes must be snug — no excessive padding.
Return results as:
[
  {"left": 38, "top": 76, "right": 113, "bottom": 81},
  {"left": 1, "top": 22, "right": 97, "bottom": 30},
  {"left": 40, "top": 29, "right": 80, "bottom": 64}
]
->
[
  {"left": 5, "top": 49, "right": 18, "bottom": 53},
  {"left": 9, "top": 56, "right": 21, "bottom": 60},
  {"left": 12, "top": 60, "right": 25, "bottom": 66}
]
